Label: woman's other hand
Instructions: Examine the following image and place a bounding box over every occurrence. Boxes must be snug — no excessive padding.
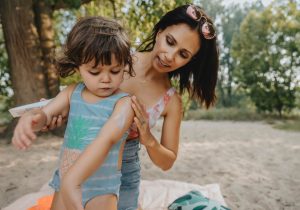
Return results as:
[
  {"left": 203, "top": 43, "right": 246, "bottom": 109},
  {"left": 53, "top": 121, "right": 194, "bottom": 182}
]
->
[{"left": 39, "top": 98, "right": 65, "bottom": 131}]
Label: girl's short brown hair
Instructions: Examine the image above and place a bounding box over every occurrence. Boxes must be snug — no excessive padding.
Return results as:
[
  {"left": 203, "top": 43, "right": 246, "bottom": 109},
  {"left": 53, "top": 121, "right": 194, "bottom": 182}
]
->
[{"left": 56, "top": 16, "right": 134, "bottom": 77}]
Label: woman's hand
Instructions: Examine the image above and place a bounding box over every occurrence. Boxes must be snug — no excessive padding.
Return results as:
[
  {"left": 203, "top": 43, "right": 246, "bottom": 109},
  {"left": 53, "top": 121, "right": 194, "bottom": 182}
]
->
[
  {"left": 39, "top": 98, "right": 65, "bottom": 131},
  {"left": 40, "top": 115, "right": 64, "bottom": 131},
  {"left": 131, "top": 96, "right": 155, "bottom": 148}
]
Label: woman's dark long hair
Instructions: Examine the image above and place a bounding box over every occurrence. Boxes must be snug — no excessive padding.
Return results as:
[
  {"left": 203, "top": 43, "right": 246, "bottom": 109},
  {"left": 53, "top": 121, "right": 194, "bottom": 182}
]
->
[{"left": 138, "top": 5, "right": 219, "bottom": 108}]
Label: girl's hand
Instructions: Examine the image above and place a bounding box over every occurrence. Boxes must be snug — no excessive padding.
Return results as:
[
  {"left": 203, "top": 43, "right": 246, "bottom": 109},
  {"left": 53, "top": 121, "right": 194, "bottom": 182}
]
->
[
  {"left": 39, "top": 98, "right": 64, "bottom": 131},
  {"left": 12, "top": 109, "right": 46, "bottom": 150},
  {"left": 61, "top": 178, "right": 84, "bottom": 210},
  {"left": 131, "top": 96, "right": 155, "bottom": 147}
]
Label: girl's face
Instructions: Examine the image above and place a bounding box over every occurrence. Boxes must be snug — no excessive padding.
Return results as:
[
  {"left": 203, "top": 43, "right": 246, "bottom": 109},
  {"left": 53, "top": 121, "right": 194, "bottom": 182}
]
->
[
  {"left": 152, "top": 23, "right": 200, "bottom": 73},
  {"left": 79, "top": 54, "right": 124, "bottom": 98}
]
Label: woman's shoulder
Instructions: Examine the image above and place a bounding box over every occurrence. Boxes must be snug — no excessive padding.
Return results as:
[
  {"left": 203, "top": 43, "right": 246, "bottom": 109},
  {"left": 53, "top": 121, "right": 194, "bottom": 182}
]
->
[
  {"left": 168, "top": 90, "right": 182, "bottom": 106},
  {"left": 163, "top": 89, "right": 182, "bottom": 116}
]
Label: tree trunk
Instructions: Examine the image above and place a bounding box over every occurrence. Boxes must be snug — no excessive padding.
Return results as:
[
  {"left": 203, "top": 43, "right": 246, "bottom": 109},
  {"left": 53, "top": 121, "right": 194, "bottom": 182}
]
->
[
  {"left": 0, "top": 0, "right": 48, "bottom": 106},
  {"left": 217, "top": 71, "right": 226, "bottom": 107},
  {"left": 0, "top": 0, "right": 51, "bottom": 139},
  {"left": 109, "top": 0, "right": 117, "bottom": 18},
  {"left": 0, "top": 0, "right": 93, "bottom": 140},
  {"left": 227, "top": 53, "right": 233, "bottom": 107},
  {"left": 33, "top": 1, "right": 59, "bottom": 98}
]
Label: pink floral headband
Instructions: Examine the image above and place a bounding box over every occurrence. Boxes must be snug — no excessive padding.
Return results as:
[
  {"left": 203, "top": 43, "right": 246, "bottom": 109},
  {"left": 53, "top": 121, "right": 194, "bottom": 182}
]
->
[{"left": 186, "top": 4, "right": 216, "bottom": 40}]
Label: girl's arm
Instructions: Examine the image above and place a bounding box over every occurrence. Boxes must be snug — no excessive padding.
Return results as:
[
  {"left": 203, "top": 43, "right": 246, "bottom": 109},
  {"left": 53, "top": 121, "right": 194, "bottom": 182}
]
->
[
  {"left": 12, "top": 85, "right": 75, "bottom": 150},
  {"left": 60, "top": 97, "right": 134, "bottom": 210},
  {"left": 42, "top": 84, "right": 75, "bottom": 125},
  {"left": 131, "top": 93, "right": 183, "bottom": 171}
]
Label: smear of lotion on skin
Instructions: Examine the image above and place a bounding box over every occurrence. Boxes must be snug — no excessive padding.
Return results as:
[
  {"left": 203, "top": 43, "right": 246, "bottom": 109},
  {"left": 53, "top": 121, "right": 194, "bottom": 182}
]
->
[{"left": 112, "top": 100, "right": 131, "bottom": 130}]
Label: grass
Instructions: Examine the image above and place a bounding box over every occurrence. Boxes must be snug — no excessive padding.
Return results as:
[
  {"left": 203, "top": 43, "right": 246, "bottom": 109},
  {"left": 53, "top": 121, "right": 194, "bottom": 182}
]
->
[
  {"left": 184, "top": 108, "right": 300, "bottom": 132},
  {"left": 272, "top": 119, "right": 300, "bottom": 132},
  {"left": 184, "top": 107, "right": 264, "bottom": 121}
]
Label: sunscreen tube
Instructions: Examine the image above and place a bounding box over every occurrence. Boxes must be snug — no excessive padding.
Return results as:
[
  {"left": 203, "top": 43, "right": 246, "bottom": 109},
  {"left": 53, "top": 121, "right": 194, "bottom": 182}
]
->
[{"left": 9, "top": 99, "right": 52, "bottom": 118}]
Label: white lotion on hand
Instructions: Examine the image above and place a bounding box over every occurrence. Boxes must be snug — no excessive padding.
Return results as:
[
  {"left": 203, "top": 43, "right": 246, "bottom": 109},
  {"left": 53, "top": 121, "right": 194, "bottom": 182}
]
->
[{"left": 9, "top": 99, "right": 52, "bottom": 118}]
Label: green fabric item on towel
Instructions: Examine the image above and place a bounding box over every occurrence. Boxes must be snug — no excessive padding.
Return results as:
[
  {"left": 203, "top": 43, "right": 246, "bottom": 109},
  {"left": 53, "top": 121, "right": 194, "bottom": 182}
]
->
[{"left": 168, "top": 190, "right": 231, "bottom": 210}]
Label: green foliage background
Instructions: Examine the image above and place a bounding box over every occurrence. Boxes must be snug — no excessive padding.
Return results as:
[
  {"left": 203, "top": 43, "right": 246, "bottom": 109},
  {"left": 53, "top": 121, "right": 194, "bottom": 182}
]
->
[
  {"left": 231, "top": 1, "right": 300, "bottom": 116},
  {"left": 0, "top": 24, "right": 10, "bottom": 97}
]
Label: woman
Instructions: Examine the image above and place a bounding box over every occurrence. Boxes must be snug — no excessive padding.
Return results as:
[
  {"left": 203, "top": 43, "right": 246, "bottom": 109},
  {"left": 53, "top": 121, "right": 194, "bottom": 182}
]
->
[
  {"left": 117, "top": 4, "right": 218, "bottom": 209},
  {"left": 45, "top": 4, "right": 218, "bottom": 210}
]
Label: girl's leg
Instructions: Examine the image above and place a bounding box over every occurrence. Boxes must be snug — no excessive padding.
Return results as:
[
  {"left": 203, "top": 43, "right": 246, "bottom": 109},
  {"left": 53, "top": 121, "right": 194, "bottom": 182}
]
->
[
  {"left": 50, "top": 192, "right": 67, "bottom": 210},
  {"left": 85, "top": 194, "right": 117, "bottom": 210},
  {"left": 118, "top": 139, "right": 141, "bottom": 210}
]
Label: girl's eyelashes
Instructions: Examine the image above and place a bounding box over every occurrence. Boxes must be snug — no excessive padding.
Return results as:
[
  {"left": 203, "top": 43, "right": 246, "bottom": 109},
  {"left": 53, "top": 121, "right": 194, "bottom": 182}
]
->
[
  {"left": 88, "top": 70, "right": 122, "bottom": 75},
  {"left": 87, "top": 67, "right": 123, "bottom": 75},
  {"left": 111, "top": 67, "right": 123, "bottom": 75},
  {"left": 88, "top": 68, "right": 100, "bottom": 75},
  {"left": 111, "top": 70, "right": 121, "bottom": 75},
  {"left": 89, "top": 71, "right": 100, "bottom": 75}
]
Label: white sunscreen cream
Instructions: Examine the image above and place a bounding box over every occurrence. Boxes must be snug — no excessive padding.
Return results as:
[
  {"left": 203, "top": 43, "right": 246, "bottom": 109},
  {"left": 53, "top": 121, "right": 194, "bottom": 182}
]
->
[{"left": 112, "top": 100, "right": 131, "bottom": 130}]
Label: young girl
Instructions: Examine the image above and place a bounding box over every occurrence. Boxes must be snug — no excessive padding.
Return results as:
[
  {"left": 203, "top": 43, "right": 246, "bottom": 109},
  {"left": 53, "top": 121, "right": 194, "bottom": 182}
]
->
[{"left": 12, "top": 16, "right": 135, "bottom": 210}]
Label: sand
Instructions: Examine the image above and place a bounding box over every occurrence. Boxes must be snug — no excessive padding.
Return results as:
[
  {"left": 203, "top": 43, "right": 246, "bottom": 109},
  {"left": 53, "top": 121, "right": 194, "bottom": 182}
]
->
[{"left": 0, "top": 120, "right": 300, "bottom": 210}]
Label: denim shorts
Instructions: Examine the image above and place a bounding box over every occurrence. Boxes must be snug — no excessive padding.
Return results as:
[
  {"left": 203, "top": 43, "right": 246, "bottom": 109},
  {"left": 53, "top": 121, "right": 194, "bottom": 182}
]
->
[{"left": 118, "top": 139, "right": 141, "bottom": 210}]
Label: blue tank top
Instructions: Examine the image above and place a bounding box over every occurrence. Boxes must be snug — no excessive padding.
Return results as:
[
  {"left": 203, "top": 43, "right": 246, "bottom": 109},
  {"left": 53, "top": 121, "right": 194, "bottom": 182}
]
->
[{"left": 56, "top": 83, "right": 129, "bottom": 201}]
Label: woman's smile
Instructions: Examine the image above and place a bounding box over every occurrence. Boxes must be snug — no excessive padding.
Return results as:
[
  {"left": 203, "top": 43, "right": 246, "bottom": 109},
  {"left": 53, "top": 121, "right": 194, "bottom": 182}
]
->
[{"left": 156, "top": 56, "right": 171, "bottom": 68}]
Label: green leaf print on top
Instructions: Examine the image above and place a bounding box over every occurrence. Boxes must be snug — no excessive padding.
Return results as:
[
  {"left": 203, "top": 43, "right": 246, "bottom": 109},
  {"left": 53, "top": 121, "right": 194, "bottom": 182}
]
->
[
  {"left": 60, "top": 116, "right": 94, "bottom": 177},
  {"left": 65, "top": 116, "right": 93, "bottom": 150}
]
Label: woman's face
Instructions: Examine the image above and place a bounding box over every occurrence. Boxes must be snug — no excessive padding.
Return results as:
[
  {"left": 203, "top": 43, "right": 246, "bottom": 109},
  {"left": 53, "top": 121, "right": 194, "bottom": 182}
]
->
[{"left": 152, "top": 23, "right": 200, "bottom": 73}]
